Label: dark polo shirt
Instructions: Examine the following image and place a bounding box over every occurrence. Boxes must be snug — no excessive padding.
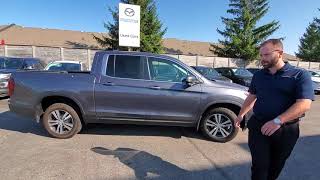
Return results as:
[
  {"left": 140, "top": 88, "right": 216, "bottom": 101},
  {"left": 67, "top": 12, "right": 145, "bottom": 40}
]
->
[{"left": 249, "top": 63, "right": 314, "bottom": 122}]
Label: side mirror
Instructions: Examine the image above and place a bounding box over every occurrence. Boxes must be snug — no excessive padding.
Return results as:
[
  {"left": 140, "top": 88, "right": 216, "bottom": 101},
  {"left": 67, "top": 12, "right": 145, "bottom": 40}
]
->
[{"left": 183, "top": 76, "right": 200, "bottom": 86}]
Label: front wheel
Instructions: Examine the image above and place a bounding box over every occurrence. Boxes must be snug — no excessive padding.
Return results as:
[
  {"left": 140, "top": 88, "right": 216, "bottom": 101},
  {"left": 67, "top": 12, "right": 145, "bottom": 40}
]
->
[
  {"left": 42, "top": 103, "right": 82, "bottom": 139},
  {"left": 200, "top": 107, "right": 238, "bottom": 143}
]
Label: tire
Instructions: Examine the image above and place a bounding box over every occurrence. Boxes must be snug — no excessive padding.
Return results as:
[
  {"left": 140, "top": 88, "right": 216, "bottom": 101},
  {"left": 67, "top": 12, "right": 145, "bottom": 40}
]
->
[
  {"left": 200, "top": 107, "right": 238, "bottom": 143},
  {"left": 42, "top": 103, "right": 82, "bottom": 139}
]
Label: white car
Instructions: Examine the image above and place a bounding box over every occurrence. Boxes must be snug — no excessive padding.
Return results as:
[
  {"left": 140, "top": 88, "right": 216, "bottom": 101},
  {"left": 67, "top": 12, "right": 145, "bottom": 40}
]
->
[
  {"left": 45, "top": 60, "right": 87, "bottom": 71},
  {"left": 308, "top": 70, "right": 320, "bottom": 83}
]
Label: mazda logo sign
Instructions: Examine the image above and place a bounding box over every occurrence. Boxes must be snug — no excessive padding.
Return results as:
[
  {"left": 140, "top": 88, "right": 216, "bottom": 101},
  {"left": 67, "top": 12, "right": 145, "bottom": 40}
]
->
[{"left": 124, "top": 8, "right": 135, "bottom": 17}]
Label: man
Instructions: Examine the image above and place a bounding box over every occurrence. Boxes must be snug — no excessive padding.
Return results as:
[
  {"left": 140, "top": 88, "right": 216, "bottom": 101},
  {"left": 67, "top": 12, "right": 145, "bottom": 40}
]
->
[{"left": 235, "top": 39, "right": 314, "bottom": 180}]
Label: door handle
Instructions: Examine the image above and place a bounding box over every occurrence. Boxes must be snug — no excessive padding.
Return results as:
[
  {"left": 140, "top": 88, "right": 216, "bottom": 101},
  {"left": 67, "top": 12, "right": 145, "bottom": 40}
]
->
[
  {"left": 102, "top": 82, "right": 114, "bottom": 86},
  {"left": 149, "top": 86, "right": 161, "bottom": 90}
]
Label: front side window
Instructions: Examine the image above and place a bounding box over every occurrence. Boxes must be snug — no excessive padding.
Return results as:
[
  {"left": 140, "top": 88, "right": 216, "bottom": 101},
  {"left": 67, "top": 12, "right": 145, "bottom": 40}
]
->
[
  {"left": 25, "top": 59, "right": 44, "bottom": 70},
  {"left": 148, "top": 57, "right": 188, "bottom": 82}
]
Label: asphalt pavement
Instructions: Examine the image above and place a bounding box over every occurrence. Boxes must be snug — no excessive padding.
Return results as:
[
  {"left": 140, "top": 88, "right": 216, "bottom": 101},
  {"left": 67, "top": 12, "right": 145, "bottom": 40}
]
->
[{"left": 0, "top": 96, "right": 319, "bottom": 180}]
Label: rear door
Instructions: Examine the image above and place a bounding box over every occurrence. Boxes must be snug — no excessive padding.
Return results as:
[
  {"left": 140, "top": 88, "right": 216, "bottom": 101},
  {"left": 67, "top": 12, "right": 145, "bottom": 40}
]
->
[{"left": 95, "top": 54, "right": 151, "bottom": 120}]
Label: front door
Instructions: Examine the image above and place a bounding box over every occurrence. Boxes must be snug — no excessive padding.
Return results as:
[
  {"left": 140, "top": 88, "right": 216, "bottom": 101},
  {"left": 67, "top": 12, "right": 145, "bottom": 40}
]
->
[{"left": 142, "top": 57, "right": 202, "bottom": 124}]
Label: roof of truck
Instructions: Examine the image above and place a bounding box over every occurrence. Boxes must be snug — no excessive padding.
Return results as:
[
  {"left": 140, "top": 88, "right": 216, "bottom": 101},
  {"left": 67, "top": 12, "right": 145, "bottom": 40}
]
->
[{"left": 98, "top": 51, "right": 177, "bottom": 60}]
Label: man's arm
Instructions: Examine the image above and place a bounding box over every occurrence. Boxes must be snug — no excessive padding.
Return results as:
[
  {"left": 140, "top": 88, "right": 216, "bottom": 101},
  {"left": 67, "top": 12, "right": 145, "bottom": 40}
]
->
[
  {"left": 278, "top": 99, "right": 312, "bottom": 124},
  {"left": 262, "top": 70, "right": 314, "bottom": 136},
  {"left": 261, "top": 99, "right": 312, "bottom": 136},
  {"left": 235, "top": 93, "right": 257, "bottom": 127}
]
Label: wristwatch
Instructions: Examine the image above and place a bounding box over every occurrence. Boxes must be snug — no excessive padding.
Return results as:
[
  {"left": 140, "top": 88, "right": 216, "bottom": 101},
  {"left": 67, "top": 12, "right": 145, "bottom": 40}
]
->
[{"left": 273, "top": 117, "right": 282, "bottom": 125}]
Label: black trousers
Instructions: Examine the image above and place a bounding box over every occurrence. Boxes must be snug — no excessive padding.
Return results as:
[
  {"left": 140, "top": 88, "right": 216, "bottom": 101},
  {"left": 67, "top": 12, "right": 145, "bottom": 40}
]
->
[{"left": 247, "top": 116, "right": 300, "bottom": 180}]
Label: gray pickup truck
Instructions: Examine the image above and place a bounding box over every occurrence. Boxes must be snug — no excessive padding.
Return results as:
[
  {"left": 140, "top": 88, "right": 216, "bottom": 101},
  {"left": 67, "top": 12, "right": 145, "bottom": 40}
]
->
[{"left": 9, "top": 51, "right": 250, "bottom": 142}]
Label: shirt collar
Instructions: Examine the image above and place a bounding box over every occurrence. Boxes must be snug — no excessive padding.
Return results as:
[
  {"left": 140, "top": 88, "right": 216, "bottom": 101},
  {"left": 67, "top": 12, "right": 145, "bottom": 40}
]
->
[
  {"left": 262, "top": 62, "right": 291, "bottom": 74},
  {"left": 278, "top": 62, "right": 291, "bottom": 72}
]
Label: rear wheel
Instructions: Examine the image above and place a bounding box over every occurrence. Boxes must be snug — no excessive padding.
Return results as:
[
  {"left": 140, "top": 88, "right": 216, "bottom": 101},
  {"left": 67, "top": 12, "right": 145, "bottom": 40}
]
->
[
  {"left": 42, "top": 103, "right": 82, "bottom": 139},
  {"left": 200, "top": 107, "right": 238, "bottom": 143}
]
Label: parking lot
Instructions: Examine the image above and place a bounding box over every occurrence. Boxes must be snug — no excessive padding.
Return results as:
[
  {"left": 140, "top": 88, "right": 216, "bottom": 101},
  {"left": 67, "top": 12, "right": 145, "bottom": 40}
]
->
[{"left": 0, "top": 96, "right": 319, "bottom": 180}]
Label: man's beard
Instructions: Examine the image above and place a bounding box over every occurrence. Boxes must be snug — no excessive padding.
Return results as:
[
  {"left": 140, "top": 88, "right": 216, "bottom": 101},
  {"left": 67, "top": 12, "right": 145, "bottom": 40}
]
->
[{"left": 261, "top": 58, "right": 279, "bottom": 69}]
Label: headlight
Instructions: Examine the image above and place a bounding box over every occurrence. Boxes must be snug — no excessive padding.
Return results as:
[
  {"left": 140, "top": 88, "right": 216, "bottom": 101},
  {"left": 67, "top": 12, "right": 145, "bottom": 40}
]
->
[{"left": 0, "top": 73, "right": 11, "bottom": 80}]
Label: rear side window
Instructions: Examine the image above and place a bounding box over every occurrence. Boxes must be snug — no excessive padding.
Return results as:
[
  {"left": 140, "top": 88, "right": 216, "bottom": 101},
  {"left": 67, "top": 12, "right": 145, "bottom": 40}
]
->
[
  {"left": 217, "top": 68, "right": 230, "bottom": 76},
  {"left": 106, "top": 55, "right": 148, "bottom": 80},
  {"left": 106, "top": 55, "right": 115, "bottom": 76}
]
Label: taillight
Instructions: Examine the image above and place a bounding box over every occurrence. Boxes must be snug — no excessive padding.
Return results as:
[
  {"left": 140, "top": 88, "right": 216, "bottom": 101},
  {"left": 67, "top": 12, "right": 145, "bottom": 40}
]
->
[{"left": 8, "top": 77, "right": 15, "bottom": 97}]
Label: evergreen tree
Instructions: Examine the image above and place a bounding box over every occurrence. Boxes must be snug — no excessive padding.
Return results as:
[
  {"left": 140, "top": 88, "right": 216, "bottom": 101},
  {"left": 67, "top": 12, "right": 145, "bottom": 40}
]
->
[
  {"left": 296, "top": 9, "right": 320, "bottom": 62},
  {"left": 94, "top": 0, "right": 167, "bottom": 53},
  {"left": 211, "top": 0, "right": 280, "bottom": 62}
]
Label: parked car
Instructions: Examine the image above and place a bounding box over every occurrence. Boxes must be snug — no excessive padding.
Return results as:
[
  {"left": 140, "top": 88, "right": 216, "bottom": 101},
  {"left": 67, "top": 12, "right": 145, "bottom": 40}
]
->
[
  {"left": 45, "top": 60, "right": 87, "bottom": 71},
  {"left": 308, "top": 70, "right": 320, "bottom": 83},
  {"left": 0, "top": 56, "right": 44, "bottom": 97},
  {"left": 246, "top": 68, "right": 261, "bottom": 75},
  {"left": 191, "top": 66, "right": 233, "bottom": 83},
  {"left": 215, "top": 67, "right": 253, "bottom": 87},
  {"left": 9, "top": 51, "right": 251, "bottom": 142},
  {"left": 312, "top": 81, "right": 320, "bottom": 94}
]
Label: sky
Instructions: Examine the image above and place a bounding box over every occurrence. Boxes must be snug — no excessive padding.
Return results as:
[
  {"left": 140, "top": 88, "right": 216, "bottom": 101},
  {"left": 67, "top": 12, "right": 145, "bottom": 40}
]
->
[{"left": 0, "top": 0, "right": 320, "bottom": 55}]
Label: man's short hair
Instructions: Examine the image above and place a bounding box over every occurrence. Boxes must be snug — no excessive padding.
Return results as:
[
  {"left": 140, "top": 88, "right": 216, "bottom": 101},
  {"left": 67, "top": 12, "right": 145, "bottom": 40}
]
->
[{"left": 260, "top": 39, "right": 283, "bottom": 50}]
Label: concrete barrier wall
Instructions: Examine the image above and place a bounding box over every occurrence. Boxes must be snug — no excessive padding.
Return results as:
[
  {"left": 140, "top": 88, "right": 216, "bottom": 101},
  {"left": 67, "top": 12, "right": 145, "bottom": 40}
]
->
[
  {"left": 7, "top": 46, "right": 33, "bottom": 57},
  {"left": 298, "top": 61, "right": 310, "bottom": 69},
  {"left": 310, "top": 62, "right": 320, "bottom": 70},
  {"left": 63, "top": 48, "right": 87, "bottom": 64},
  {"left": 0, "top": 46, "right": 4, "bottom": 56},
  {"left": 35, "top": 47, "right": 61, "bottom": 64},
  {"left": 213, "top": 57, "right": 229, "bottom": 67},
  {"left": 178, "top": 55, "right": 197, "bottom": 66},
  {"left": 198, "top": 56, "right": 214, "bottom": 67},
  {"left": 288, "top": 61, "right": 298, "bottom": 66}
]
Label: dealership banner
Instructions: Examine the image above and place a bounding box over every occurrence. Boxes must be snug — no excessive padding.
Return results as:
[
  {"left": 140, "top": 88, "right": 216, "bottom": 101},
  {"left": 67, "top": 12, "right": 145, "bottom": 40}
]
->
[{"left": 119, "top": 3, "right": 140, "bottom": 47}]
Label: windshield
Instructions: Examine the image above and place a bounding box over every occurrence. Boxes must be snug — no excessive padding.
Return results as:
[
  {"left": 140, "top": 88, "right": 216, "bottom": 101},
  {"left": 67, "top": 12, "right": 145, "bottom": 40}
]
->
[
  {"left": 195, "top": 67, "right": 221, "bottom": 79},
  {"left": 231, "top": 68, "right": 253, "bottom": 77},
  {"left": 0, "top": 58, "right": 24, "bottom": 69},
  {"left": 47, "top": 63, "right": 81, "bottom": 71}
]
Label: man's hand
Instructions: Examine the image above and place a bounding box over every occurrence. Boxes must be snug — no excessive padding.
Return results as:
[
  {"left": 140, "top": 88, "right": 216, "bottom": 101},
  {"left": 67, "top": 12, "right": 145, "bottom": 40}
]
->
[
  {"left": 234, "top": 115, "right": 243, "bottom": 128},
  {"left": 261, "top": 120, "right": 281, "bottom": 136}
]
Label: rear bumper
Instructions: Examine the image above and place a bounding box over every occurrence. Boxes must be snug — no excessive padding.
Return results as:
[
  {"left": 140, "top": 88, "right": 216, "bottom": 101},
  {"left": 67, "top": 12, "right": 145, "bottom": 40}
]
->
[{"left": 8, "top": 99, "right": 43, "bottom": 122}]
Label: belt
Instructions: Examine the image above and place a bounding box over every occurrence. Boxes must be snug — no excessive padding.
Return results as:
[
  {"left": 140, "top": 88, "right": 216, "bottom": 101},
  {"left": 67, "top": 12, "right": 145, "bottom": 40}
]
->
[
  {"left": 283, "top": 119, "right": 300, "bottom": 125},
  {"left": 251, "top": 114, "right": 300, "bottom": 125}
]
